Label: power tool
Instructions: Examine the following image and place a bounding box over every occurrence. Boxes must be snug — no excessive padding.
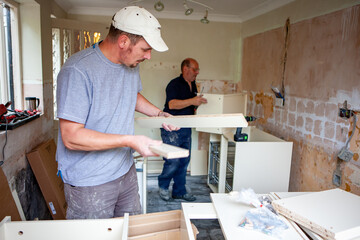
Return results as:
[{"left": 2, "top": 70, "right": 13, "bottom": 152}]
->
[
  {"left": 0, "top": 101, "right": 11, "bottom": 117},
  {"left": 234, "top": 116, "right": 256, "bottom": 142}
]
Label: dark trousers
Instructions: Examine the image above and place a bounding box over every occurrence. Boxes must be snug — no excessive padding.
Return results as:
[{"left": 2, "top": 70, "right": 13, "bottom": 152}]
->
[{"left": 158, "top": 128, "right": 192, "bottom": 196}]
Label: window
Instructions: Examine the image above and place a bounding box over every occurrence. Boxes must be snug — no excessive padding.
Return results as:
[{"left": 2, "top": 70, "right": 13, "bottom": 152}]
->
[
  {"left": 0, "top": 1, "right": 20, "bottom": 109},
  {"left": 52, "top": 17, "right": 104, "bottom": 119}
]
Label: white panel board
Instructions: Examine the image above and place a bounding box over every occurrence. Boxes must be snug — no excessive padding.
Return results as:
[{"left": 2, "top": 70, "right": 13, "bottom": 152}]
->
[
  {"left": 232, "top": 141, "right": 293, "bottom": 193},
  {"left": 190, "top": 150, "right": 208, "bottom": 176},
  {"left": 135, "top": 113, "right": 248, "bottom": 129},
  {"left": 210, "top": 193, "right": 309, "bottom": 240},
  {"left": 196, "top": 93, "right": 247, "bottom": 115},
  {"left": 0, "top": 216, "right": 128, "bottom": 240},
  {"left": 181, "top": 203, "right": 217, "bottom": 240},
  {"left": 272, "top": 189, "right": 360, "bottom": 240},
  {"left": 269, "top": 192, "right": 324, "bottom": 240}
]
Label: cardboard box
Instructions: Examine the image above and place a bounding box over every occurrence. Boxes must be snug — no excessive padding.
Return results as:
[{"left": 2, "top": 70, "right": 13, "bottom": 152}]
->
[
  {"left": 128, "top": 210, "right": 198, "bottom": 240},
  {"left": 27, "top": 139, "right": 67, "bottom": 219},
  {"left": 0, "top": 168, "right": 21, "bottom": 221}
]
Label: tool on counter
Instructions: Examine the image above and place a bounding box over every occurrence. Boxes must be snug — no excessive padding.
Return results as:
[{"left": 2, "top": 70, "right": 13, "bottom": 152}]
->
[
  {"left": 0, "top": 101, "right": 12, "bottom": 117},
  {"left": 234, "top": 116, "right": 256, "bottom": 142}
]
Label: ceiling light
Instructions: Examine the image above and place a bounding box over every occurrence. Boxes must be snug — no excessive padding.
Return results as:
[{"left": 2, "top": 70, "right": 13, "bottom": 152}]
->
[
  {"left": 183, "top": 1, "right": 193, "bottom": 16},
  {"left": 154, "top": 1, "right": 164, "bottom": 11},
  {"left": 200, "top": 9, "right": 209, "bottom": 24}
]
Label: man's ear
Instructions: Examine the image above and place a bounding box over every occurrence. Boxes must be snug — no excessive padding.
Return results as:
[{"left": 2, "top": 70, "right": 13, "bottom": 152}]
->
[{"left": 118, "top": 35, "right": 129, "bottom": 49}]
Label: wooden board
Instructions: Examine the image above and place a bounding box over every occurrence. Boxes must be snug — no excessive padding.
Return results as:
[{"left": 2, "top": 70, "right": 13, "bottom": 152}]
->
[
  {"left": 272, "top": 189, "right": 360, "bottom": 240},
  {"left": 135, "top": 113, "right": 248, "bottom": 129},
  {"left": 210, "top": 193, "right": 309, "bottom": 240},
  {"left": 149, "top": 144, "right": 189, "bottom": 159},
  {"left": 0, "top": 168, "right": 21, "bottom": 221}
]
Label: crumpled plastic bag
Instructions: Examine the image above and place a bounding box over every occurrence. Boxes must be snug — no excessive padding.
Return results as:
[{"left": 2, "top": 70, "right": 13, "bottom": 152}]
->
[{"left": 230, "top": 188, "right": 288, "bottom": 238}]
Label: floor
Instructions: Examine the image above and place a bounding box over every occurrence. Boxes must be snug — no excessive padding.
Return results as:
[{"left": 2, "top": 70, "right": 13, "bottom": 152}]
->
[{"left": 146, "top": 173, "right": 225, "bottom": 240}]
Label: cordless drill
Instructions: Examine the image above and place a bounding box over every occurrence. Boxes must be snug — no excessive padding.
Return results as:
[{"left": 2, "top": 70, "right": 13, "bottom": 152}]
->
[
  {"left": 0, "top": 101, "right": 11, "bottom": 118},
  {"left": 234, "top": 116, "right": 256, "bottom": 142}
]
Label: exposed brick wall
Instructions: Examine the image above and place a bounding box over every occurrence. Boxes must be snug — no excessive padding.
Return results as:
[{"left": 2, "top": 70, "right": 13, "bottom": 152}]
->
[
  {"left": 241, "top": 5, "right": 360, "bottom": 195},
  {"left": 246, "top": 92, "right": 359, "bottom": 193}
]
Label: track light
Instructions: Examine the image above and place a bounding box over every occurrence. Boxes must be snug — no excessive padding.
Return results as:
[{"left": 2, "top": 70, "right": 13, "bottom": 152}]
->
[
  {"left": 183, "top": 1, "right": 193, "bottom": 16},
  {"left": 200, "top": 9, "right": 209, "bottom": 24},
  {"left": 154, "top": 1, "right": 164, "bottom": 11},
  {"left": 143, "top": 0, "right": 212, "bottom": 23}
]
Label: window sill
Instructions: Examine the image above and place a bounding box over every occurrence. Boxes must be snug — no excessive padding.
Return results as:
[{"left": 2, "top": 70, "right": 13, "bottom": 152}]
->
[{"left": 0, "top": 113, "right": 41, "bottom": 131}]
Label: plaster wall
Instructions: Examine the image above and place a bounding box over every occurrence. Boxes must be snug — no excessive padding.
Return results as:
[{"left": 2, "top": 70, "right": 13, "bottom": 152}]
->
[
  {"left": 66, "top": 14, "right": 242, "bottom": 143},
  {"left": 241, "top": 5, "right": 360, "bottom": 194}
]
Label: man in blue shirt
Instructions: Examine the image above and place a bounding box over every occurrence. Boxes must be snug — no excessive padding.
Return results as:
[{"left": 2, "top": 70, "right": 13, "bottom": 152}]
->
[
  {"left": 56, "top": 6, "right": 177, "bottom": 219},
  {"left": 158, "top": 58, "right": 207, "bottom": 201}
]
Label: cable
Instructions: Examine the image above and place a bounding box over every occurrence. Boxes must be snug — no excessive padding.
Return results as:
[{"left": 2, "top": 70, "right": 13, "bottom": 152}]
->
[{"left": 345, "top": 114, "right": 357, "bottom": 149}]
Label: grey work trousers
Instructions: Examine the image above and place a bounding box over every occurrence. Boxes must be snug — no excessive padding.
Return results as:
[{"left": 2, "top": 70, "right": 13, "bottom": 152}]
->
[{"left": 64, "top": 163, "right": 141, "bottom": 219}]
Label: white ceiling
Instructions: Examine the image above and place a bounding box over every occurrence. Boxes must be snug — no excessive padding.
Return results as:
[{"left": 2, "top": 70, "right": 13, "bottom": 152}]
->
[{"left": 54, "top": 0, "right": 295, "bottom": 23}]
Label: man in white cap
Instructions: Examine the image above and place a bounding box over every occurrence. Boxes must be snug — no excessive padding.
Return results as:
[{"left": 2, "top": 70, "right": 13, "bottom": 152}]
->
[{"left": 56, "top": 6, "right": 176, "bottom": 219}]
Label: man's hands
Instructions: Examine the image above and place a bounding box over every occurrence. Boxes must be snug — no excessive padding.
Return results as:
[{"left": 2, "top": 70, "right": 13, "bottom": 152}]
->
[
  {"left": 158, "top": 111, "right": 180, "bottom": 132},
  {"left": 192, "top": 94, "right": 207, "bottom": 106},
  {"left": 130, "top": 135, "right": 162, "bottom": 157}
]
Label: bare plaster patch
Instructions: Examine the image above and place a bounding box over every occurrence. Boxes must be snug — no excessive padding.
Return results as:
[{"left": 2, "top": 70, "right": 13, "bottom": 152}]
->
[
  {"left": 254, "top": 92, "right": 274, "bottom": 124},
  {"left": 343, "top": 164, "right": 360, "bottom": 195}
]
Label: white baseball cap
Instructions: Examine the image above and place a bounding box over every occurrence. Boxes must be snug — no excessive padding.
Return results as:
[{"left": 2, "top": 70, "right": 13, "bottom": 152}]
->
[{"left": 112, "top": 6, "right": 168, "bottom": 52}]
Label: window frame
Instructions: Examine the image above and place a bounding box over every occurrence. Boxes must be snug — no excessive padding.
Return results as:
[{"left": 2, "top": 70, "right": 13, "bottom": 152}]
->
[{"left": 0, "top": 0, "right": 21, "bottom": 109}]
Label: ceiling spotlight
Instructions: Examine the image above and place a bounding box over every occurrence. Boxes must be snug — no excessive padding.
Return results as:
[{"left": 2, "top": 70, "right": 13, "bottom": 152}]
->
[
  {"left": 183, "top": 1, "right": 193, "bottom": 16},
  {"left": 154, "top": 1, "right": 164, "bottom": 11},
  {"left": 200, "top": 9, "right": 209, "bottom": 24}
]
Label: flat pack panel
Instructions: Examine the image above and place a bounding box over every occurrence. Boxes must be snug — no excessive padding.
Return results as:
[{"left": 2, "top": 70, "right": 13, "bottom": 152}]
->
[
  {"left": 196, "top": 94, "right": 225, "bottom": 115},
  {"left": 269, "top": 192, "right": 323, "bottom": 240},
  {"left": 211, "top": 193, "right": 309, "bottom": 240},
  {"left": 222, "top": 93, "right": 247, "bottom": 114},
  {"left": 249, "top": 127, "right": 285, "bottom": 142},
  {"left": 1, "top": 217, "right": 127, "bottom": 240},
  {"left": 272, "top": 189, "right": 360, "bottom": 240},
  {"left": 149, "top": 144, "right": 189, "bottom": 159},
  {"left": 135, "top": 113, "right": 248, "bottom": 129},
  {"left": 181, "top": 203, "right": 217, "bottom": 240},
  {"left": 181, "top": 203, "right": 217, "bottom": 219},
  {"left": 232, "top": 142, "right": 293, "bottom": 193},
  {"left": 190, "top": 150, "right": 208, "bottom": 176},
  {"left": 196, "top": 93, "right": 247, "bottom": 115}
]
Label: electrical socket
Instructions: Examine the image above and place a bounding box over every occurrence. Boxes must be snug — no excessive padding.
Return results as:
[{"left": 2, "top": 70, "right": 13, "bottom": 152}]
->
[
  {"left": 332, "top": 168, "right": 342, "bottom": 187},
  {"left": 339, "top": 108, "right": 353, "bottom": 119},
  {"left": 338, "top": 148, "right": 354, "bottom": 162}
]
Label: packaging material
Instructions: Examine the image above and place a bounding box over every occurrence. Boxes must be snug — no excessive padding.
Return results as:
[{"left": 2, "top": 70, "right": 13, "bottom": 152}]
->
[
  {"left": 231, "top": 188, "right": 288, "bottom": 238},
  {"left": 128, "top": 210, "right": 198, "bottom": 240},
  {"left": 26, "top": 139, "right": 67, "bottom": 219},
  {"left": 0, "top": 168, "right": 21, "bottom": 221}
]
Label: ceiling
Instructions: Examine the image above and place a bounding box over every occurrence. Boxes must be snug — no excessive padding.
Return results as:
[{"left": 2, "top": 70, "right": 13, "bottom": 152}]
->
[{"left": 54, "top": 0, "right": 295, "bottom": 23}]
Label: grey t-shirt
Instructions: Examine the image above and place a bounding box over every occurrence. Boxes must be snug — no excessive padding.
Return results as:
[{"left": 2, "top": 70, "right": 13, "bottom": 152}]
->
[{"left": 56, "top": 43, "right": 142, "bottom": 187}]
